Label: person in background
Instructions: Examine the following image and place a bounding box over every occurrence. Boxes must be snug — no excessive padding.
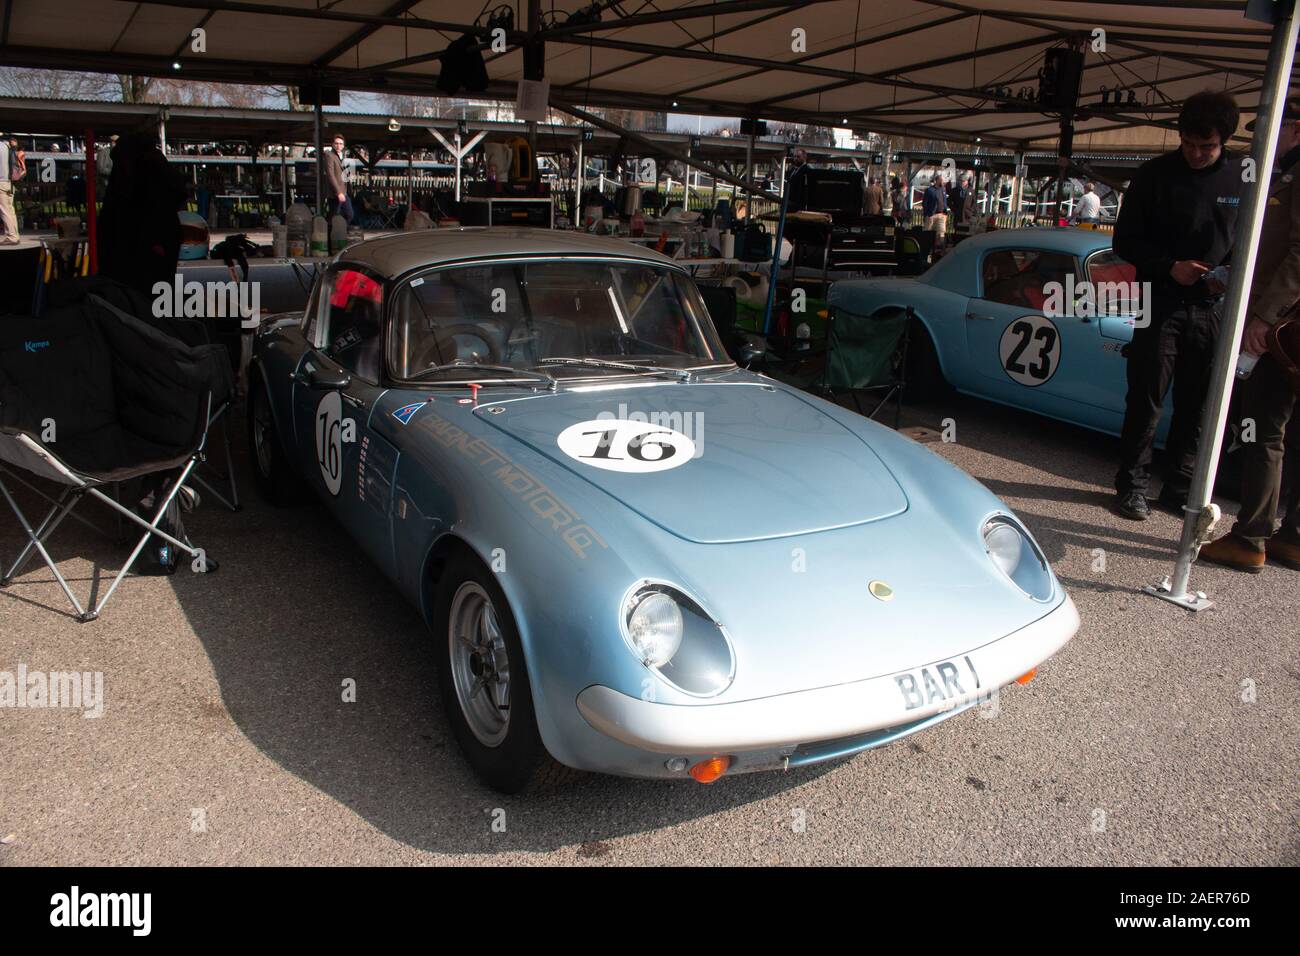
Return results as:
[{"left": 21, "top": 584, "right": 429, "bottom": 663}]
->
[
  {"left": 323, "top": 133, "right": 353, "bottom": 224},
  {"left": 922, "top": 175, "right": 948, "bottom": 239},
  {"left": 1198, "top": 99, "right": 1300, "bottom": 573},
  {"left": 960, "top": 176, "right": 976, "bottom": 226},
  {"left": 1076, "top": 181, "right": 1102, "bottom": 223},
  {"left": 864, "top": 176, "right": 883, "bottom": 216},
  {"left": 1110, "top": 90, "right": 1243, "bottom": 520},
  {"left": 96, "top": 134, "right": 118, "bottom": 182},
  {"left": 0, "top": 135, "right": 19, "bottom": 244},
  {"left": 96, "top": 132, "right": 185, "bottom": 295},
  {"left": 890, "top": 175, "right": 909, "bottom": 226}
]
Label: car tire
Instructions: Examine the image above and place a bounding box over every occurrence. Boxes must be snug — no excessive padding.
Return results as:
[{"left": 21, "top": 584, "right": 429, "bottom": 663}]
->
[
  {"left": 248, "top": 375, "right": 303, "bottom": 507},
  {"left": 434, "top": 550, "right": 574, "bottom": 794},
  {"left": 902, "top": 316, "right": 951, "bottom": 403}
]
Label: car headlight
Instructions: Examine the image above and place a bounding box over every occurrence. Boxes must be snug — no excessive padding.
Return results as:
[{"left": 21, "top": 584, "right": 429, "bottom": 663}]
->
[
  {"left": 621, "top": 582, "right": 735, "bottom": 697},
  {"left": 627, "top": 591, "right": 683, "bottom": 666},
  {"left": 982, "top": 516, "right": 1054, "bottom": 601}
]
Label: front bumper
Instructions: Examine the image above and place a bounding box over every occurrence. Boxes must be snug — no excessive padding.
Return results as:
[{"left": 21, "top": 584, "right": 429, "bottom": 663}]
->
[{"left": 575, "top": 594, "right": 1078, "bottom": 764}]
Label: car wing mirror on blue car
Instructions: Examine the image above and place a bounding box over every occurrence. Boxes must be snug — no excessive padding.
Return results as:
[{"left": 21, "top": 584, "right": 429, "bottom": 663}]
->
[{"left": 303, "top": 365, "right": 353, "bottom": 390}]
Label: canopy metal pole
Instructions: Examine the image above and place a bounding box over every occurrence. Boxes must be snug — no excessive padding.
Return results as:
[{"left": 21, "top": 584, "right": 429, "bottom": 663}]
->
[
  {"left": 84, "top": 128, "right": 97, "bottom": 274},
  {"left": 280, "top": 146, "right": 287, "bottom": 216},
  {"left": 575, "top": 135, "right": 584, "bottom": 224},
  {"left": 313, "top": 98, "right": 324, "bottom": 217},
  {"left": 1145, "top": 0, "right": 1300, "bottom": 612},
  {"left": 744, "top": 128, "right": 755, "bottom": 216}
]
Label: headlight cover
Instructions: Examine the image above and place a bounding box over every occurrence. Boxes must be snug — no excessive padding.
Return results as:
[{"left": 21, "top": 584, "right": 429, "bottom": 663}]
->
[
  {"left": 982, "top": 516, "right": 1054, "bottom": 602},
  {"left": 621, "top": 582, "right": 735, "bottom": 697}
]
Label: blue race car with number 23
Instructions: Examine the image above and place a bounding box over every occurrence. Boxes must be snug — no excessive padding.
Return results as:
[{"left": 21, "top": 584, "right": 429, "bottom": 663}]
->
[{"left": 831, "top": 227, "right": 1174, "bottom": 441}]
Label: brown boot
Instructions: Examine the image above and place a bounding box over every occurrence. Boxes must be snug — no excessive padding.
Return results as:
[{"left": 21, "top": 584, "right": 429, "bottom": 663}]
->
[
  {"left": 1198, "top": 534, "right": 1265, "bottom": 574},
  {"left": 1266, "top": 531, "right": 1300, "bottom": 571}
]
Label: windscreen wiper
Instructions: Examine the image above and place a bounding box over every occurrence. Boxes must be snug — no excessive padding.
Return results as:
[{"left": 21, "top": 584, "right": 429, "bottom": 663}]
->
[
  {"left": 537, "top": 357, "right": 691, "bottom": 381},
  {"left": 410, "top": 362, "right": 557, "bottom": 390}
]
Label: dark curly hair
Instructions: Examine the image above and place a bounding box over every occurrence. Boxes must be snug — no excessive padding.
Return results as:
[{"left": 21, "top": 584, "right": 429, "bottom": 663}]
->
[{"left": 1179, "top": 90, "right": 1240, "bottom": 143}]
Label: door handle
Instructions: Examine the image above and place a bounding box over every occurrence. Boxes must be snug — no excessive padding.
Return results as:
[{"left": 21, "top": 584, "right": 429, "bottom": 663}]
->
[
  {"left": 965, "top": 311, "right": 995, "bottom": 321},
  {"left": 340, "top": 391, "right": 367, "bottom": 409}
]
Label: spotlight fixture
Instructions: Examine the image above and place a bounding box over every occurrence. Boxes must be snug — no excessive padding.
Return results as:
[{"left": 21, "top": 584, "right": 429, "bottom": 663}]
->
[{"left": 172, "top": 61, "right": 182, "bottom": 70}]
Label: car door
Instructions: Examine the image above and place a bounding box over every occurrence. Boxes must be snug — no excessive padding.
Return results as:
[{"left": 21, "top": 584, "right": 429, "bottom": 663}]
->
[
  {"left": 290, "top": 264, "right": 397, "bottom": 572},
  {"left": 964, "top": 246, "right": 1105, "bottom": 421}
]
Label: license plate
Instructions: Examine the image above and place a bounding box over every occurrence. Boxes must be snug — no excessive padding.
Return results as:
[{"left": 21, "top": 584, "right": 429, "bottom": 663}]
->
[{"left": 894, "top": 655, "right": 981, "bottom": 711}]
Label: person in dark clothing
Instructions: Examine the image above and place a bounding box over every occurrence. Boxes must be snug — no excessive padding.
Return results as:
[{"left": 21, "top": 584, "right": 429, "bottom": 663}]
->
[
  {"left": 922, "top": 176, "right": 948, "bottom": 240},
  {"left": 96, "top": 132, "right": 185, "bottom": 297},
  {"left": 1111, "top": 90, "right": 1244, "bottom": 520},
  {"left": 1199, "top": 100, "right": 1300, "bottom": 573}
]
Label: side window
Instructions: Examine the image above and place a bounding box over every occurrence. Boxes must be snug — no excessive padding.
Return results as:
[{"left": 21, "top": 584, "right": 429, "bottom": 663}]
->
[
  {"left": 981, "top": 249, "right": 1076, "bottom": 311},
  {"left": 321, "top": 268, "right": 384, "bottom": 383},
  {"left": 1086, "top": 251, "right": 1138, "bottom": 315}
]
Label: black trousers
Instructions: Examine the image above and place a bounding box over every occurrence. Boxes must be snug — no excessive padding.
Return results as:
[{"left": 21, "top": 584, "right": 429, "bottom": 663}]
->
[
  {"left": 1115, "top": 300, "right": 1222, "bottom": 496},
  {"left": 1231, "top": 353, "right": 1300, "bottom": 547}
]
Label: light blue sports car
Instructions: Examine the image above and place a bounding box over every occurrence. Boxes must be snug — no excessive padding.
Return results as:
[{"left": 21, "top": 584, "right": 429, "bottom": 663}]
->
[
  {"left": 249, "top": 228, "right": 1079, "bottom": 792},
  {"left": 831, "top": 227, "right": 1171, "bottom": 441}
]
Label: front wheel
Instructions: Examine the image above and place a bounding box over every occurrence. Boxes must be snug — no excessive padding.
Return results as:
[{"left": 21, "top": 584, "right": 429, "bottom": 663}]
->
[
  {"left": 434, "top": 552, "right": 552, "bottom": 793},
  {"left": 248, "top": 377, "right": 303, "bottom": 506}
]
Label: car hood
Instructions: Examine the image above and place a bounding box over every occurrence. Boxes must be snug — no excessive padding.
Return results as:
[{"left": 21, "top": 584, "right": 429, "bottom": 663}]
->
[{"left": 475, "top": 380, "right": 908, "bottom": 543}]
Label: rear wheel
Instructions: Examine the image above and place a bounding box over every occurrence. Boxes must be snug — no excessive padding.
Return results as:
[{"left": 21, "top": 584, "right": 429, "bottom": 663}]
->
[
  {"left": 434, "top": 550, "right": 563, "bottom": 793},
  {"left": 902, "top": 316, "right": 951, "bottom": 403},
  {"left": 248, "top": 377, "right": 302, "bottom": 506}
]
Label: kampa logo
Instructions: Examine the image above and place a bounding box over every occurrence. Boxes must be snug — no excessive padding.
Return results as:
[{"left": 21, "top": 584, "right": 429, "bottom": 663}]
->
[
  {"left": 23, "top": 340, "right": 50, "bottom": 353},
  {"left": 49, "top": 886, "right": 151, "bottom": 936},
  {"left": 1217, "top": 195, "right": 1241, "bottom": 205}
]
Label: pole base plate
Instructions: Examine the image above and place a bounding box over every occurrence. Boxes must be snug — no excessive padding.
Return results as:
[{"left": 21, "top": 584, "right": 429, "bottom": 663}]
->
[{"left": 1142, "top": 584, "right": 1215, "bottom": 612}]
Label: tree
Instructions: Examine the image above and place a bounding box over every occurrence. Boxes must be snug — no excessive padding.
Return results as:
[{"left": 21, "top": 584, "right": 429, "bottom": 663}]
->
[{"left": 0, "top": 67, "right": 116, "bottom": 99}]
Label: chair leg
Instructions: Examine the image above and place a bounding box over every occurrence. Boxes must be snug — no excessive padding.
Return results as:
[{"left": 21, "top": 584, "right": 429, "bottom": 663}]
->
[
  {"left": 88, "top": 458, "right": 204, "bottom": 619},
  {"left": 0, "top": 482, "right": 77, "bottom": 585},
  {"left": 192, "top": 405, "right": 240, "bottom": 512},
  {"left": 0, "top": 478, "right": 90, "bottom": 619}
]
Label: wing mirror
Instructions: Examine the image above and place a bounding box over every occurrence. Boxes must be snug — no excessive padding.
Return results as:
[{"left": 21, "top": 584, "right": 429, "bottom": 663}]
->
[
  {"left": 734, "top": 332, "right": 768, "bottom": 369},
  {"left": 303, "top": 365, "right": 352, "bottom": 390}
]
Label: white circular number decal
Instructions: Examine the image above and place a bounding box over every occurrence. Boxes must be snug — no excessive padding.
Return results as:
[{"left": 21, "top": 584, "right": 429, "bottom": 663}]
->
[
  {"left": 999, "top": 314, "right": 1061, "bottom": 387},
  {"left": 557, "top": 419, "right": 695, "bottom": 473},
  {"left": 315, "top": 391, "right": 344, "bottom": 495}
]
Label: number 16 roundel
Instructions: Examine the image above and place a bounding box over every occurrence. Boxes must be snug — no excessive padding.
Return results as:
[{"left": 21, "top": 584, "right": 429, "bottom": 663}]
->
[{"left": 998, "top": 314, "right": 1061, "bottom": 387}]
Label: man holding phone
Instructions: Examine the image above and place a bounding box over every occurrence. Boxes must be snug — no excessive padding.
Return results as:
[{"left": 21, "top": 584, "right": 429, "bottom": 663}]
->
[{"left": 1111, "top": 91, "right": 1244, "bottom": 520}]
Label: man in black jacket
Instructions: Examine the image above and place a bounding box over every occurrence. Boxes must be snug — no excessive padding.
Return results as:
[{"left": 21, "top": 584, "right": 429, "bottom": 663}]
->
[{"left": 1111, "top": 91, "right": 1244, "bottom": 520}]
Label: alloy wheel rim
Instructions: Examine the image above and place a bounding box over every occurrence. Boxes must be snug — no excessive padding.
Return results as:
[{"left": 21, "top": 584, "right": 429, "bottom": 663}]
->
[
  {"left": 252, "top": 394, "right": 274, "bottom": 478},
  {"left": 448, "top": 581, "right": 511, "bottom": 747}
]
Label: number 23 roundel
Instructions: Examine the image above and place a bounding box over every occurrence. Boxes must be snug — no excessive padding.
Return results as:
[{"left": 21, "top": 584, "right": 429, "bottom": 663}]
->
[
  {"left": 998, "top": 314, "right": 1061, "bottom": 387},
  {"left": 557, "top": 419, "right": 695, "bottom": 473}
]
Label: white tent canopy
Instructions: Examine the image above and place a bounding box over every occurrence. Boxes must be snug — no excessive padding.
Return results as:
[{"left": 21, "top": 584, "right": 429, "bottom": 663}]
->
[{"left": 1, "top": 1, "right": 1291, "bottom": 147}]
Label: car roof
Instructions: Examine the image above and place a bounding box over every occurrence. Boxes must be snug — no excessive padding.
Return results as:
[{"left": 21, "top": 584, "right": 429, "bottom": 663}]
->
[
  {"left": 949, "top": 226, "right": 1113, "bottom": 256},
  {"left": 336, "top": 226, "right": 682, "bottom": 279}
]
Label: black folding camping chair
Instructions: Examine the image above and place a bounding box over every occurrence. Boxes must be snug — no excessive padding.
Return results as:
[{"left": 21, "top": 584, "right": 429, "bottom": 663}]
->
[
  {"left": 46, "top": 275, "right": 243, "bottom": 513},
  {"left": 0, "top": 293, "right": 227, "bottom": 621}
]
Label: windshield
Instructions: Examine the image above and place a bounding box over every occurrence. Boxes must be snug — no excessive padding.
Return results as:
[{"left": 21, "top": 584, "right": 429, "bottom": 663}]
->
[{"left": 387, "top": 259, "right": 730, "bottom": 380}]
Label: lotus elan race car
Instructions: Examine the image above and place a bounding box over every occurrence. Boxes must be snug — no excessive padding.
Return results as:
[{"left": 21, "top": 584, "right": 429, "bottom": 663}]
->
[
  {"left": 832, "top": 227, "right": 1174, "bottom": 441},
  {"left": 249, "top": 228, "right": 1079, "bottom": 792}
]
